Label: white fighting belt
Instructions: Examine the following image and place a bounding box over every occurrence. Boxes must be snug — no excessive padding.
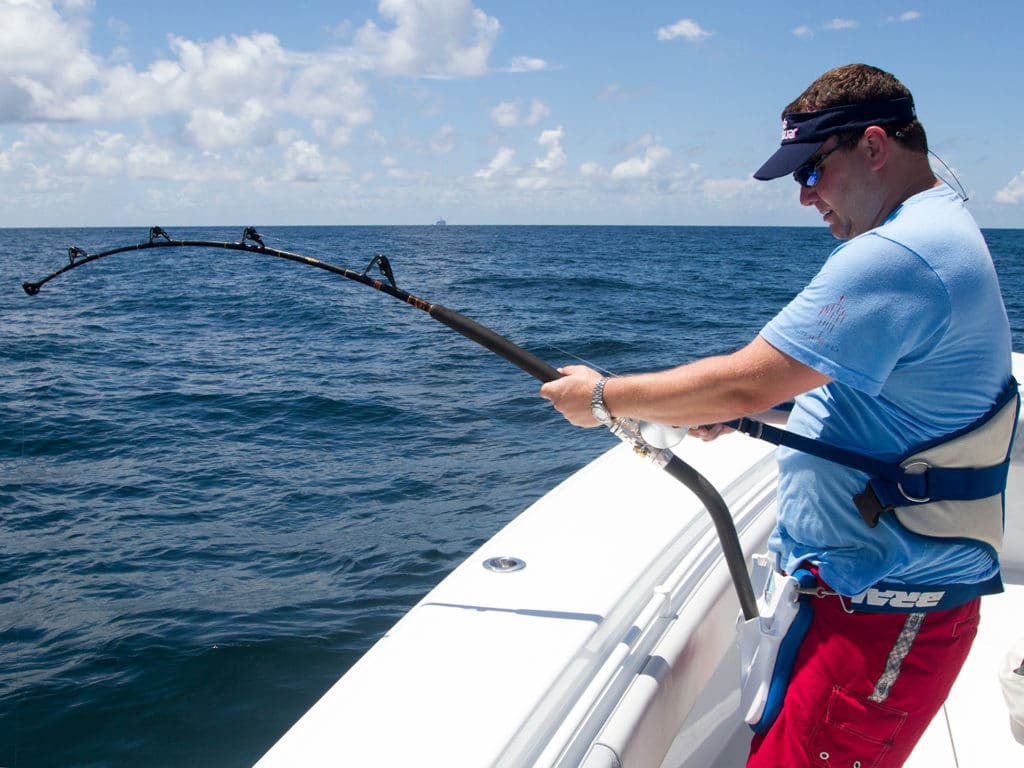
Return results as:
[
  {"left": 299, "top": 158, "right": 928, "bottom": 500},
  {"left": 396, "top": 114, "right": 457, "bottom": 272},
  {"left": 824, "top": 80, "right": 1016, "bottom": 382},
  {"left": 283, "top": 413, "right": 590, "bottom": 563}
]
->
[{"left": 737, "top": 553, "right": 816, "bottom": 733}]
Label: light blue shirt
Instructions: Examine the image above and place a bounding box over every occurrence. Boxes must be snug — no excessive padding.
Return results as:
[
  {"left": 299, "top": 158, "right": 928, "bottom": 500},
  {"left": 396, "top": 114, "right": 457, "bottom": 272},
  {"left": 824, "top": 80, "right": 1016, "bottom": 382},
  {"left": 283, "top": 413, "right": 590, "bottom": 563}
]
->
[{"left": 760, "top": 184, "right": 1012, "bottom": 596}]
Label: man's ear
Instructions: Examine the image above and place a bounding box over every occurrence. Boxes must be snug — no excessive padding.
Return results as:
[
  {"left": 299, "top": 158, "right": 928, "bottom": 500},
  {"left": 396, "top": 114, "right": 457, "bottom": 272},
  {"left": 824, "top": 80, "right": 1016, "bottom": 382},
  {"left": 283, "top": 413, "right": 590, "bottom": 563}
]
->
[{"left": 861, "top": 125, "right": 890, "bottom": 171}]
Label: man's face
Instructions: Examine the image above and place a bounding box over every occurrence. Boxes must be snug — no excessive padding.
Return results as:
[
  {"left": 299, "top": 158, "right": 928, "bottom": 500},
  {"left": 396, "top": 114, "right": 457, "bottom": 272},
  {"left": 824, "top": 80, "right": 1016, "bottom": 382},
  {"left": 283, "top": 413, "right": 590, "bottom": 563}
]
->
[{"left": 796, "top": 134, "right": 876, "bottom": 241}]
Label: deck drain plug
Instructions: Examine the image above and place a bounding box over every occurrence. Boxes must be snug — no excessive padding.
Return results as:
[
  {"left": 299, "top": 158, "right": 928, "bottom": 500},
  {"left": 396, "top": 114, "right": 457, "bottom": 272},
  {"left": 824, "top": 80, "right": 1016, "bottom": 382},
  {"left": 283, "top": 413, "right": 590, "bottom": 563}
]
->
[{"left": 483, "top": 556, "right": 526, "bottom": 573}]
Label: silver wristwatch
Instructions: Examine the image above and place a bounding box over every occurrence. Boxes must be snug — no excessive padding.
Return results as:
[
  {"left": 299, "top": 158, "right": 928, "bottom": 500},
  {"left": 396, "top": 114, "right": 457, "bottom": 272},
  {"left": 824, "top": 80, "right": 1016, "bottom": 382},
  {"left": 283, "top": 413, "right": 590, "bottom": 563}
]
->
[{"left": 591, "top": 377, "right": 614, "bottom": 427}]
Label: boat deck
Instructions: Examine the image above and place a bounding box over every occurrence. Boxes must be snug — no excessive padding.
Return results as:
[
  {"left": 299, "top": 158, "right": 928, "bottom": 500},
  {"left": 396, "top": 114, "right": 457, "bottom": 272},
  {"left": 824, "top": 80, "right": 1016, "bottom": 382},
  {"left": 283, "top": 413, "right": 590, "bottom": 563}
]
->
[{"left": 905, "top": 583, "right": 1024, "bottom": 767}]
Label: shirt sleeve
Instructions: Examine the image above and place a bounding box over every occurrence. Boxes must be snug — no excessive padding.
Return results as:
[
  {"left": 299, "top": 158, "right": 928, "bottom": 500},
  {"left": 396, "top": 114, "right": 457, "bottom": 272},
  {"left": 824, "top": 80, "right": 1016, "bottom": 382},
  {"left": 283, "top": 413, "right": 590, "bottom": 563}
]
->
[{"left": 760, "top": 233, "right": 951, "bottom": 396}]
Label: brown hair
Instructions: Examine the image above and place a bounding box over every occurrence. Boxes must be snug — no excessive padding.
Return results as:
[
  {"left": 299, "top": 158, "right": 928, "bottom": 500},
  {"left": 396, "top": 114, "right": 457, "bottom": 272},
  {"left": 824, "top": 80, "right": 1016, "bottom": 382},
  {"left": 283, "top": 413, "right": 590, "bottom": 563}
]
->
[{"left": 785, "top": 64, "right": 927, "bottom": 152}]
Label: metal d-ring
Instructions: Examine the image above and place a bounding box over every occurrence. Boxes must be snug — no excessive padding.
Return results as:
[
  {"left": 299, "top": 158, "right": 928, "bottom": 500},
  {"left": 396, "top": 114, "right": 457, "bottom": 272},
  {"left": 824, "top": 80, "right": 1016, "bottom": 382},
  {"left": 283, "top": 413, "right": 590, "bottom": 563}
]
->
[{"left": 897, "top": 460, "right": 931, "bottom": 503}]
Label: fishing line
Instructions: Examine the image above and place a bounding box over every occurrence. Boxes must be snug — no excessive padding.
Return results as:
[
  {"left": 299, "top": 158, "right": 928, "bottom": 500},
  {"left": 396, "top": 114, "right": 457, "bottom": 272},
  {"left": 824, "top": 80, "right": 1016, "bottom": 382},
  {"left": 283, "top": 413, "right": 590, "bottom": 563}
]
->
[
  {"left": 23, "top": 227, "right": 758, "bottom": 619},
  {"left": 893, "top": 128, "right": 968, "bottom": 202},
  {"left": 542, "top": 343, "right": 620, "bottom": 378},
  {"left": 929, "top": 150, "right": 969, "bottom": 202}
]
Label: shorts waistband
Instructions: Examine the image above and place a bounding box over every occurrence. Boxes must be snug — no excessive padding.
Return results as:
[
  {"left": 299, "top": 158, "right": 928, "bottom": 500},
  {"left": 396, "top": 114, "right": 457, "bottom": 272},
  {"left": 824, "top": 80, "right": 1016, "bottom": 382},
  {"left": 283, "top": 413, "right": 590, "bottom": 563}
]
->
[{"left": 797, "top": 568, "right": 1003, "bottom": 614}]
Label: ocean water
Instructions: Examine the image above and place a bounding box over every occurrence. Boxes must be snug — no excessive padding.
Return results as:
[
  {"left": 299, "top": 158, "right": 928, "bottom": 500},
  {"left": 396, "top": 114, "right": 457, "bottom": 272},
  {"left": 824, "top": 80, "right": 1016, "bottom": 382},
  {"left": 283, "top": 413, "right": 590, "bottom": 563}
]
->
[{"left": 2, "top": 225, "right": 1022, "bottom": 767}]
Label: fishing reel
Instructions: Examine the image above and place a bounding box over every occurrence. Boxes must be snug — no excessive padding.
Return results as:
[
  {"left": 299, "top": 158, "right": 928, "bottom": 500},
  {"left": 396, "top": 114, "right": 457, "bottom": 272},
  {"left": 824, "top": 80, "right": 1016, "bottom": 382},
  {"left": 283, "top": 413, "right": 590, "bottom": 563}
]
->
[
  {"left": 604, "top": 418, "right": 688, "bottom": 467},
  {"left": 638, "top": 421, "right": 689, "bottom": 449}
]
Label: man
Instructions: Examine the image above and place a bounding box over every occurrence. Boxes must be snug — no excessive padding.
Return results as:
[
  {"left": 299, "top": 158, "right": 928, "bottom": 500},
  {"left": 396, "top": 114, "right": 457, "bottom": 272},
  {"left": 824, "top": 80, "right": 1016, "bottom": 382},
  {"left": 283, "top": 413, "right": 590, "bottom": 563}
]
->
[{"left": 540, "top": 64, "right": 1013, "bottom": 767}]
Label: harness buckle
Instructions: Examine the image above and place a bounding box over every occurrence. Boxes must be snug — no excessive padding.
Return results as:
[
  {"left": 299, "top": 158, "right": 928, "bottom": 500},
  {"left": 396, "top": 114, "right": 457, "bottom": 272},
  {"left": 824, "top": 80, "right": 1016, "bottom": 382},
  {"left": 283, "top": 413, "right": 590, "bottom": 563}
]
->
[{"left": 853, "top": 483, "right": 891, "bottom": 527}]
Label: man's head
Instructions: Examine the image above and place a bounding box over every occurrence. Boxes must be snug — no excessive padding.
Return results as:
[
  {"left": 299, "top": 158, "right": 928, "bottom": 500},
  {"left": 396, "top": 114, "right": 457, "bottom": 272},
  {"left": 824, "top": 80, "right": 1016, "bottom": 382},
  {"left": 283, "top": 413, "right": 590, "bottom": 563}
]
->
[
  {"left": 754, "top": 64, "right": 927, "bottom": 182},
  {"left": 756, "top": 64, "right": 938, "bottom": 241}
]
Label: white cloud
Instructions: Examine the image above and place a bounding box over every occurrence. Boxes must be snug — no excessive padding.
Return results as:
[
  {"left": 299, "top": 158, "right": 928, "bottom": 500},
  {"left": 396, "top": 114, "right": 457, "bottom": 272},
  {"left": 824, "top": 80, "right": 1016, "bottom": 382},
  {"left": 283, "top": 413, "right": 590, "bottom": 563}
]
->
[
  {"left": 821, "top": 18, "right": 858, "bottom": 31},
  {"left": 354, "top": 0, "right": 501, "bottom": 78},
  {"left": 282, "top": 54, "right": 373, "bottom": 123},
  {"left": 491, "top": 100, "right": 519, "bottom": 127},
  {"left": 1, "top": 0, "right": 495, "bottom": 131},
  {"left": 63, "top": 131, "right": 128, "bottom": 177},
  {"left": 106, "top": 15, "right": 132, "bottom": 43},
  {"left": 794, "top": 17, "right": 860, "bottom": 37},
  {"left": 490, "top": 97, "right": 549, "bottom": 128},
  {"left": 601, "top": 83, "right": 623, "bottom": 101},
  {"left": 54, "top": 33, "right": 290, "bottom": 123},
  {"left": 315, "top": 120, "right": 357, "bottom": 149},
  {"left": 165, "top": 34, "right": 288, "bottom": 109},
  {"left": 533, "top": 126, "right": 566, "bottom": 171},
  {"left": 186, "top": 99, "right": 274, "bottom": 151},
  {"left": 382, "top": 155, "right": 416, "bottom": 179},
  {"left": 59, "top": 128, "right": 222, "bottom": 182},
  {"left": 995, "top": 171, "right": 1024, "bottom": 204},
  {"left": 10, "top": 25, "right": 374, "bottom": 152},
  {"left": 471, "top": 126, "right": 567, "bottom": 191},
  {"left": 0, "top": 0, "right": 542, "bottom": 222},
  {"left": 886, "top": 11, "right": 922, "bottom": 23},
  {"left": 506, "top": 56, "right": 547, "bottom": 72},
  {"left": 701, "top": 177, "right": 762, "bottom": 203},
  {"left": 123, "top": 141, "right": 181, "bottom": 179},
  {"left": 656, "top": 19, "right": 712, "bottom": 43},
  {"left": 526, "top": 98, "right": 550, "bottom": 126},
  {"left": 515, "top": 176, "right": 549, "bottom": 191},
  {"left": 611, "top": 137, "right": 671, "bottom": 179},
  {"left": 431, "top": 123, "right": 456, "bottom": 154},
  {"left": 0, "top": 0, "right": 99, "bottom": 121},
  {"left": 475, "top": 146, "right": 515, "bottom": 179},
  {"left": 281, "top": 139, "right": 330, "bottom": 182}
]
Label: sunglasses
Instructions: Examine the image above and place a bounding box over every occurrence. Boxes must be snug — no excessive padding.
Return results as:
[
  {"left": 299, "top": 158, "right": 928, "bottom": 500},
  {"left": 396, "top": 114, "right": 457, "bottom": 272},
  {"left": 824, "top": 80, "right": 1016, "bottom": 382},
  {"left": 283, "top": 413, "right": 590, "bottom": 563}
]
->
[{"left": 792, "top": 136, "right": 858, "bottom": 187}]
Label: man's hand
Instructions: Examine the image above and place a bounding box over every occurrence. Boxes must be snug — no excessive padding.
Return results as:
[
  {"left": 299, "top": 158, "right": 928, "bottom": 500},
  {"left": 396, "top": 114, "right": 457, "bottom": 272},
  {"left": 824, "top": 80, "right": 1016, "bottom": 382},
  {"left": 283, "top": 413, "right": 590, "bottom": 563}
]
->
[
  {"left": 539, "top": 365, "right": 604, "bottom": 427},
  {"left": 689, "top": 423, "right": 732, "bottom": 441}
]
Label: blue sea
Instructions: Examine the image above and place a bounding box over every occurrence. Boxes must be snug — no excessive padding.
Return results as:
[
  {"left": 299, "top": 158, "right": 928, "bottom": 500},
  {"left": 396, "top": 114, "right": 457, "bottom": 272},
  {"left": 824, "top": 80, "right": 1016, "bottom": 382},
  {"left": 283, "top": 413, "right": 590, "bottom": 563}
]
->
[{"left": 2, "top": 225, "right": 1022, "bottom": 767}]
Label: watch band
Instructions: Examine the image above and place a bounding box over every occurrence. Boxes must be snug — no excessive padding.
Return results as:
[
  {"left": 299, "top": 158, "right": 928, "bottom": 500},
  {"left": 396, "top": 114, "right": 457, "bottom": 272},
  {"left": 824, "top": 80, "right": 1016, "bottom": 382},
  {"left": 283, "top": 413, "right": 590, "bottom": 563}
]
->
[{"left": 591, "top": 376, "right": 614, "bottom": 426}]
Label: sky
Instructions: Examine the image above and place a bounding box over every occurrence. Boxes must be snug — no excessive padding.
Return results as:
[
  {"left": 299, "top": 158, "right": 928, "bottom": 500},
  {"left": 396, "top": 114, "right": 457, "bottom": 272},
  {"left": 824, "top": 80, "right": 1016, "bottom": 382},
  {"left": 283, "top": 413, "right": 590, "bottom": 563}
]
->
[{"left": 2, "top": 0, "right": 1023, "bottom": 228}]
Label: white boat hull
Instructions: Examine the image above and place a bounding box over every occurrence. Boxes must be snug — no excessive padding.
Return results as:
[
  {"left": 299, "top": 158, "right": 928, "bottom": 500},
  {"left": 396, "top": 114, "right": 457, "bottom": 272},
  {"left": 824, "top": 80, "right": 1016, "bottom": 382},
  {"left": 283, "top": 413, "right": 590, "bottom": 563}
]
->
[{"left": 258, "top": 353, "right": 1024, "bottom": 767}]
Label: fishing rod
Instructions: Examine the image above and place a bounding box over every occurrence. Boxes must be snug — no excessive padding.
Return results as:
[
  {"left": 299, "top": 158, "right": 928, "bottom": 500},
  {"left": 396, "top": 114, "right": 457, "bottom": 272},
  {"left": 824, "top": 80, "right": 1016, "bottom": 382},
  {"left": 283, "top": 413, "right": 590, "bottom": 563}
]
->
[
  {"left": 22, "top": 226, "right": 757, "bottom": 620},
  {"left": 24, "top": 226, "right": 558, "bottom": 383}
]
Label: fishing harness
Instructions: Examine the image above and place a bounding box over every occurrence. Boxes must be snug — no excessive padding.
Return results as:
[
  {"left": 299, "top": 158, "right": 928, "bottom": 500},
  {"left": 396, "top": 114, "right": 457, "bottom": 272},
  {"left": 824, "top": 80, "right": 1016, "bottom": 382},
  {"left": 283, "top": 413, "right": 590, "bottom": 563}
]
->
[{"left": 726, "top": 375, "right": 1020, "bottom": 554}]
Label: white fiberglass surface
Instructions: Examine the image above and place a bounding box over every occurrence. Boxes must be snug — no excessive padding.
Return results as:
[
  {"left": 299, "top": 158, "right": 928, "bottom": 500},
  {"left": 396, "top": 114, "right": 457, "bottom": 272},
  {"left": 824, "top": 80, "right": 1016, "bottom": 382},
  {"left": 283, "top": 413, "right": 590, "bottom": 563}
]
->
[{"left": 258, "top": 433, "right": 775, "bottom": 767}]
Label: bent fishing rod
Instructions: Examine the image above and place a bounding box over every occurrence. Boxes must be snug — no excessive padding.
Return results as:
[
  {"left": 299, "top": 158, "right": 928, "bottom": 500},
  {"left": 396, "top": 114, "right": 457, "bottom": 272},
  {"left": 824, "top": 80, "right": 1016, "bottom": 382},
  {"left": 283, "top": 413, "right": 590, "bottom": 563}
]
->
[{"left": 23, "top": 226, "right": 757, "bottom": 620}]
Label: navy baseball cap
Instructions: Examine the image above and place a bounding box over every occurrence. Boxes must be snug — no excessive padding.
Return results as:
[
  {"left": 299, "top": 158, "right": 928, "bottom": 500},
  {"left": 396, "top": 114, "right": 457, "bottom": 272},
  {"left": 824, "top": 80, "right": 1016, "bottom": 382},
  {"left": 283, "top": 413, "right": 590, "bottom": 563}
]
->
[{"left": 754, "top": 97, "right": 917, "bottom": 180}]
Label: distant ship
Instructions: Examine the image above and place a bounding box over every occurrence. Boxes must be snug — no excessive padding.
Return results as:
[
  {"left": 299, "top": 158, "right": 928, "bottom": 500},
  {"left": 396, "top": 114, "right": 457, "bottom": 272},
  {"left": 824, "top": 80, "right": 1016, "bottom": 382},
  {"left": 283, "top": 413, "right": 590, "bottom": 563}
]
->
[{"left": 435, "top": 218, "right": 447, "bottom": 226}]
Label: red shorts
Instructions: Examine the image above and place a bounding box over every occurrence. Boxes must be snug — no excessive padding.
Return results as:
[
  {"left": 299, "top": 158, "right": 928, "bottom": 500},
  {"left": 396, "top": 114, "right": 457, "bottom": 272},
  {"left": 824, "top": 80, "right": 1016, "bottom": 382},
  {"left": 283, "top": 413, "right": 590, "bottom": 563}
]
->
[{"left": 746, "top": 590, "right": 981, "bottom": 768}]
